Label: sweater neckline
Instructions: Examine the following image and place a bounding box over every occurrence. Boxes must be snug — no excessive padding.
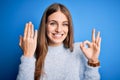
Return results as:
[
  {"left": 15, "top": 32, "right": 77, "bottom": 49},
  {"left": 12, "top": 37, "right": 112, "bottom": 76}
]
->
[
  {"left": 48, "top": 43, "right": 64, "bottom": 49},
  {"left": 48, "top": 43, "right": 66, "bottom": 52}
]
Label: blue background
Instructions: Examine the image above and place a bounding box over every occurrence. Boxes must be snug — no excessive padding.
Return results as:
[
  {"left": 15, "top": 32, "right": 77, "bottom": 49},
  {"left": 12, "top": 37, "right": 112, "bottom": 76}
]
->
[{"left": 0, "top": 0, "right": 120, "bottom": 80}]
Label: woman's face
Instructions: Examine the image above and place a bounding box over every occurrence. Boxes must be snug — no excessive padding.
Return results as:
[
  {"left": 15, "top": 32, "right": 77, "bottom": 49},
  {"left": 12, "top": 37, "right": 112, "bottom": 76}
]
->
[{"left": 47, "top": 11, "right": 69, "bottom": 46}]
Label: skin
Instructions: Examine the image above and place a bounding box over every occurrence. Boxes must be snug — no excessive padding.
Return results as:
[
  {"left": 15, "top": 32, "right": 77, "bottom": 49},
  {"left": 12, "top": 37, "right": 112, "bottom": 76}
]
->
[
  {"left": 19, "top": 22, "right": 38, "bottom": 57},
  {"left": 47, "top": 11, "right": 69, "bottom": 46},
  {"left": 19, "top": 11, "right": 101, "bottom": 63},
  {"left": 80, "top": 29, "right": 101, "bottom": 63}
]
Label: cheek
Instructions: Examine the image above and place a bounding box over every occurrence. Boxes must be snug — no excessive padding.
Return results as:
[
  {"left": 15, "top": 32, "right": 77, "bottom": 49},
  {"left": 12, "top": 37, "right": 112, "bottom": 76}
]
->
[
  {"left": 64, "top": 27, "right": 69, "bottom": 34},
  {"left": 47, "top": 26, "right": 55, "bottom": 33},
  {"left": 46, "top": 26, "right": 54, "bottom": 37}
]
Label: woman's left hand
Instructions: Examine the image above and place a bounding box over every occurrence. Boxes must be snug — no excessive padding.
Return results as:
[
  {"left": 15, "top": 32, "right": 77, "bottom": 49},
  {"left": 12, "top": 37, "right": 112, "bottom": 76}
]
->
[{"left": 80, "top": 29, "right": 101, "bottom": 62}]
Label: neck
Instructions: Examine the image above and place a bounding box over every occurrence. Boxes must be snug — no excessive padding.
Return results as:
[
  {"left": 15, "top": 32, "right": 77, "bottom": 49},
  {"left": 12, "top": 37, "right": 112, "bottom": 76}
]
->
[{"left": 48, "top": 42, "right": 63, "bottom": 47}]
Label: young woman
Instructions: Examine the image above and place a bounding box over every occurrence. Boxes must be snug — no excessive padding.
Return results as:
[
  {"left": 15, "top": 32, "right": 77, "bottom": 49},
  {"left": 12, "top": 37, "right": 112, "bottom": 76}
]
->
[{"left": 17, "top": 3, "right": 101, "bottom": 80}]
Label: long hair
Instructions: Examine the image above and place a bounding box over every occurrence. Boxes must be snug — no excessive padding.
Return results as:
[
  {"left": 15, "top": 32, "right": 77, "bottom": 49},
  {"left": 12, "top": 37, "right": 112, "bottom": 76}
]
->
[{"left": 34, "top": 3, "right": 74, "bottom": 80}]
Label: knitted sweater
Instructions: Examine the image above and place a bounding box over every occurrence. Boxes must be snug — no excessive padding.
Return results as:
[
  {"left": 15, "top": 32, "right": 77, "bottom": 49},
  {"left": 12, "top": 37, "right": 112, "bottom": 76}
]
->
[{"left": 16, "top": 42, "right": 100, "bottom": 80}]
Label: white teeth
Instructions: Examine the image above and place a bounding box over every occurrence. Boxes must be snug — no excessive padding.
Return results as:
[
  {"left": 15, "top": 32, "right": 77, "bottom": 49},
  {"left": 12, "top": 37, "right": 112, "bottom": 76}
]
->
[
  {"left": 53, "top": 33, "right": 63, "bottom": 37},
  {"left": 54, "top": 34, "right": 62, "bottom": 37}
]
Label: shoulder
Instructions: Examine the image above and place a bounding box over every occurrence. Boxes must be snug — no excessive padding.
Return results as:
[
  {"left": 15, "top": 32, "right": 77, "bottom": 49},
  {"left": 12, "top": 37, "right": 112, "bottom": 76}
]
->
[
  {"left": 73, "top": 42, "right": 82, "bottom": 51},
  {"left": 73, "top": 42, "right": 87, "bottom": 60},
  {"left": 72, "top": 42, "right": 83, "bottom": 55},
  {"left": 74, "top": 42, "right": 81, "bottom": 47}
]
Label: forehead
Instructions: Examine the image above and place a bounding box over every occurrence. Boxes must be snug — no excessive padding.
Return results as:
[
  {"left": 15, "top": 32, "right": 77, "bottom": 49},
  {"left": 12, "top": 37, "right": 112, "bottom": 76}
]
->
[{"left": 48, "top": 11, "right": 68, "bottom": 22}]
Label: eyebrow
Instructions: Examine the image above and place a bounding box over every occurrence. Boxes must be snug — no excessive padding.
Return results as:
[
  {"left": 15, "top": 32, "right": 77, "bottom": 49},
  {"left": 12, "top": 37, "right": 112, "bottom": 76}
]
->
[
  {"left": 63, "top": 21, "right": 68, "bottom": 23},
  {"left": 48, "top": 20, "right": 57, "bottom": 23},
  {"left": 48, "top": 20, "right": 68, "bottom": 23}
]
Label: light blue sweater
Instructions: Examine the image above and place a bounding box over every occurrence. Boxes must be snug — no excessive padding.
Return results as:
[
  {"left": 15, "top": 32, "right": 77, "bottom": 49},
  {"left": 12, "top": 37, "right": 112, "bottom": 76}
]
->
[{"left": 16, "top": 42, "right": 100, "bottom": 80}]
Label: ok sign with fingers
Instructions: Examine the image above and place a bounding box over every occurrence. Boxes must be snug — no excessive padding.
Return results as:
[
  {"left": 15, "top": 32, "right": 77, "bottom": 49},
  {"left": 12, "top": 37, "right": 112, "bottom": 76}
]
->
[
  {"left": 80, "top": 29, "right": 101, "bottom": 63},
  {"left": 19, "top": 22, "right": 38, "bottom": 57}
]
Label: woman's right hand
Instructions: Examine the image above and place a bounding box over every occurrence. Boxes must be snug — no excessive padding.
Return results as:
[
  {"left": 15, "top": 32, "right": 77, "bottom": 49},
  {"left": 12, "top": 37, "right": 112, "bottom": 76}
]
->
[{"left": 19, "top": 22, "right": 38, "bottom": 57}]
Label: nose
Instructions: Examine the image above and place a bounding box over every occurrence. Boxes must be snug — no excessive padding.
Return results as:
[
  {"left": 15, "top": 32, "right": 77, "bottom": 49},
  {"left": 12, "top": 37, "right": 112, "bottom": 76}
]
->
[{"left": 56, "top": 24, "right": 62, "bottom": 32}]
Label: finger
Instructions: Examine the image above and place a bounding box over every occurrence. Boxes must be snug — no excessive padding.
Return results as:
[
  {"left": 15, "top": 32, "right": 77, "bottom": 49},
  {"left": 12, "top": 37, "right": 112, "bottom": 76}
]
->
[
  {"left": 92, "top": 29, "right": 95, "bottom": 42},
  {"left": 27, "top": 22, "right": 32, "bottom": 38},
  {"left": 31, "top": 23, "right": 34, "bottom": 38},
  {"left": 34, "top": 30, "right": 38, "bottom": 41},
  {"left": 93, "top": 42, "right": 97, "bottom": 49},
  {"left": 80, "top": 42, "right": 84, "bottom": 48},
  {"left": 98, "top": 37, "right": 101, "bottom": 47},
  {"left": 96, "top": 31, "right": 100, "bottom": 43},
  {"left": 24, "top": 23, "right": 28, "bottom": 39},
  {"left": 84, "top": 40, "right": 91, "bottom": 48},
  {"left": 19, "top": 35, "right": 23, "bottom": 48},
  {"left": 80, "top": 42, "right": 86, "bottom": 51}
]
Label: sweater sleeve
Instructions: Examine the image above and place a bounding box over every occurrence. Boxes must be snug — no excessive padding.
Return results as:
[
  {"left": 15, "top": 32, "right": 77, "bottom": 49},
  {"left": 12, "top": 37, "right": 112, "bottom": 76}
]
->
[
  {"left": 81, "top": 48, "right": 100, "bottom": 80},
  {"left": 83, "top": 64, "right": 100, "bottom": 80},
  {"left": 74, "top": 42, "right": 100, "bottom": 80},
  {"left": 16, "top": 55, "right": 36, "bottom": 80}
]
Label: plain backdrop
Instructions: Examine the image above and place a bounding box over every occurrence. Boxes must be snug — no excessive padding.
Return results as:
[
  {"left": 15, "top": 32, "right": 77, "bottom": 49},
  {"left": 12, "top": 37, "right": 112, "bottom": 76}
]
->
[{"left": 0, "top": 0, "right": 120, "bottom": 80}]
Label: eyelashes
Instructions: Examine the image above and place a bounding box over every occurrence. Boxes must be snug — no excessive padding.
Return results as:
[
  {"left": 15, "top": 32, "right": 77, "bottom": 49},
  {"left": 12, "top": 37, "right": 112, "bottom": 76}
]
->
[{"left": 49, "top": 22, "right": 68, "bottom": 27}]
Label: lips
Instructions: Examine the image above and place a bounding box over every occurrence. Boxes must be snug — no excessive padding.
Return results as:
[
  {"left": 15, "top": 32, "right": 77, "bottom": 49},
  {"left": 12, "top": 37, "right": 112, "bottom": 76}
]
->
[{"left": 52, "top": 33, "right": 63, "bottom": 38}]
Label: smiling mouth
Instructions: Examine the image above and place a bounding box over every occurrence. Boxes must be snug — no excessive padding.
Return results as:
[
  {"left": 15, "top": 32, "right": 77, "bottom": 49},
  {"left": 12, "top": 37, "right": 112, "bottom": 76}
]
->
[{"left": 52, "top": 33, "right": 64, "bottom": 38}]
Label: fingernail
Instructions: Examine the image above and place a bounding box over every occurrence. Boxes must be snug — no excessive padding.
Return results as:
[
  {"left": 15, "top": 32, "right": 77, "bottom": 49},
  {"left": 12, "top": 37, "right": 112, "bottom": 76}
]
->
[{"left": 29, "top": 21, "right": 32, "bottom": 24}]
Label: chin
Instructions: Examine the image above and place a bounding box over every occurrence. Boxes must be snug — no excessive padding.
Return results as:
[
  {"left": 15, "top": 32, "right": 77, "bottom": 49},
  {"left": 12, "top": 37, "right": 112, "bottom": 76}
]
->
[{"left": 49, "top": 39, "right": 64, "bottom": 46}]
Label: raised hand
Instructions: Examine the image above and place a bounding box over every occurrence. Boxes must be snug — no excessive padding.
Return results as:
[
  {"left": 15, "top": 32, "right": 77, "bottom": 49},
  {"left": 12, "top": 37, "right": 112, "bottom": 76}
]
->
[
  {"left": 19, "top": 22, "right": 38, "bottom": 57},
  {"left": 80, "top": 29, "right": 101, "bottom": 62}
]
